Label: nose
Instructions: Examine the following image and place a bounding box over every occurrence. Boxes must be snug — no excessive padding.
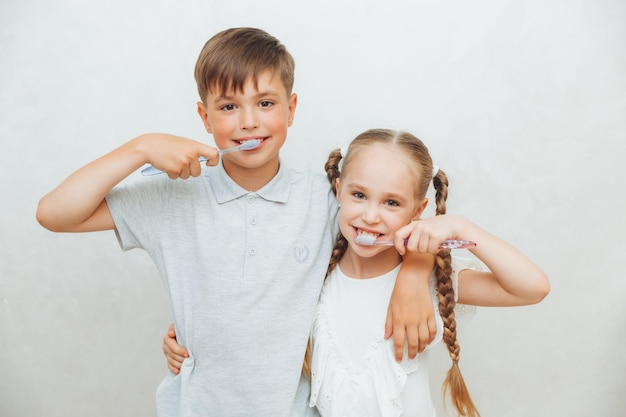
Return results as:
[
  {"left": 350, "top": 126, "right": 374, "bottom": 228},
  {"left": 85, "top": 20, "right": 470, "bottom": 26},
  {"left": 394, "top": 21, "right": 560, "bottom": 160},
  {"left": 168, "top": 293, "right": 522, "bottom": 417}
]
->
[
  {"left": 240, "top": 106, "right": 259, "bottom": 130},
  {"left": 361, "top": 202, "right": 381, "bottom": 224}
]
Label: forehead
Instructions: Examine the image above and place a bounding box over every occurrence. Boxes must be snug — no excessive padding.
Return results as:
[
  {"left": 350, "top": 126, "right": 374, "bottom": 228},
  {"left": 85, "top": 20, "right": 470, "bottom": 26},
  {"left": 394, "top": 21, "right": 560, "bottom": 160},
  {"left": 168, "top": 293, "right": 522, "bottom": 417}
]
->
[
  {"left": 342, "top": 144, "right": 418, "bottom": 195},
  {"left": 208, "top": 69, "right": 287, "bottom": 98}
]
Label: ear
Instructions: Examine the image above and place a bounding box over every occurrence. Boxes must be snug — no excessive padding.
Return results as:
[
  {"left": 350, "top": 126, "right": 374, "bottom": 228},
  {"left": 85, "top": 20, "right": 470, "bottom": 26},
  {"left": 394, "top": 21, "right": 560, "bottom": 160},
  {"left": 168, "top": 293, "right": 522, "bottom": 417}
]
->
[
  {"left": 287, "top": 93, "right": 297, "bottom": 127},
  {"left": 334, "top": 178, "right": 341, "bottom": 200},
  {"left": 197, "top": 101, "right": 213, "bottom": 134},
  {"left": 412, "top": 198, "right": 429, "bottom": 220}
]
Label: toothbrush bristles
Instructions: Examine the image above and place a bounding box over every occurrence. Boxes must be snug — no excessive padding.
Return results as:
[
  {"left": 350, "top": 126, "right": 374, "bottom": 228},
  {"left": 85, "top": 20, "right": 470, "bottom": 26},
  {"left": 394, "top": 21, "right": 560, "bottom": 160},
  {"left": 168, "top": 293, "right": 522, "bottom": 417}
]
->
[{"left": 241, "top": 139, "right": 261, "bottom": 150}]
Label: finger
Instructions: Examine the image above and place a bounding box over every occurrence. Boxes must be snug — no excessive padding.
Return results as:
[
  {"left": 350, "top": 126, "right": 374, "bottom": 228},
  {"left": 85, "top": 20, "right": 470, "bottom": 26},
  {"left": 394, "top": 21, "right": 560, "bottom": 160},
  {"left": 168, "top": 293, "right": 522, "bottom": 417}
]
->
[
  {"left": 189, "top": 159, "right": 202, "bottom": 177},
  {"left": 163, "top": 336, "right": 189, "bottom": 357},
  {"left": 199, "top": 145, "right": 220, "bottom": 167},
  {"left": 427, "top": 316, "right": 437, "bottom": 343},
  {"left": 167, "top": 323, "right": 176, "bottom": 338},
  {"left": 166, "top": 352, "right": 187, "bottom": 365},
  {"left": 163, "top": 347, "right": 185, "bottom": 364},
  {"left": 406, "top": 325, "right": 419, "bottom": 359},
  {"left": 393, "top": 324, "right": 406, "bottom": 362},
  {"left": 384, "top": 307, "right": 394, "bottom": 339},
  {"left": 418, "top": 235, "right": 430, "bottom": 253},
  {"left": 179, "top": 167, "right": 191, "bottom": 180},
  {"left": 394, "top": 225, "right": 411, "bottom": 255},
  {"left": 417, "top": 322, "right": 432, "bottom": 354},
  {"left": 168, "top": 362, "right": 180, "bottom": 374}
]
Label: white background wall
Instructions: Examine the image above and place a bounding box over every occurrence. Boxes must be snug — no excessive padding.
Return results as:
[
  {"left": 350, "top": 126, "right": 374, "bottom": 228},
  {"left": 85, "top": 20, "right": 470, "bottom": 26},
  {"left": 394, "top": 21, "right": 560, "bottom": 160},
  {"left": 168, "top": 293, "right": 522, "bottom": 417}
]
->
[{"left": 1, "top": 0, "right": 624, "bottom": 416}]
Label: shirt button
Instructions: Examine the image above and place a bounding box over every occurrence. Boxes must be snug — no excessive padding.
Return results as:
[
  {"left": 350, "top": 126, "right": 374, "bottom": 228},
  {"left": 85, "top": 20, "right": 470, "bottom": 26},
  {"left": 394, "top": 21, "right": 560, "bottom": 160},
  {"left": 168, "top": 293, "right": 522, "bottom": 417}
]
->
[
  {"left": 248, "top": 248, "right": 256, "bottom": 256},
  {"left": 247, "top": 195, "right": 255, "bottom": 204},
  {"left": 250, "top": 217, "right": 257, "bottom": 225}
]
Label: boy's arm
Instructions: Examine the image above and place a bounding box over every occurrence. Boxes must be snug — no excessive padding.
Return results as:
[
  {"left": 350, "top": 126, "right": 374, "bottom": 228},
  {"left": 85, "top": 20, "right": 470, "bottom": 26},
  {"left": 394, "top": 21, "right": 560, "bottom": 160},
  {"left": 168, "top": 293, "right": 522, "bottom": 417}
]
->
[
  {"left": 385, "top": 252, "right": 436, "bottom": 362},
  {"left": 36, "top": 133, "right": 219, "bottom": 233}
]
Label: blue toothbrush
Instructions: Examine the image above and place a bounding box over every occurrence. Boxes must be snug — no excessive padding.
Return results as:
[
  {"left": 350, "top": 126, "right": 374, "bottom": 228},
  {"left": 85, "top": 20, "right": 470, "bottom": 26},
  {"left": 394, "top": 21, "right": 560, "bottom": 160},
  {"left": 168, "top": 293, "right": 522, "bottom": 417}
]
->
[{"left": 141, "top": 139, "right": 261, "bottom": 176}]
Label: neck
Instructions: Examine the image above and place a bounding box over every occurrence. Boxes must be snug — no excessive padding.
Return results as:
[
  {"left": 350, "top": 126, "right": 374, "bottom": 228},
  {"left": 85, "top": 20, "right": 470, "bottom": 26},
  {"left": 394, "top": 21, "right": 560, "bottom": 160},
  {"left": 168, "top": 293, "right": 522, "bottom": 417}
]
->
[
  {"left": 222, "top": 158, "right": 280, "bottom": 192},
  {"left": 338, "top": 247, "right": 402, "bottom": 279}
]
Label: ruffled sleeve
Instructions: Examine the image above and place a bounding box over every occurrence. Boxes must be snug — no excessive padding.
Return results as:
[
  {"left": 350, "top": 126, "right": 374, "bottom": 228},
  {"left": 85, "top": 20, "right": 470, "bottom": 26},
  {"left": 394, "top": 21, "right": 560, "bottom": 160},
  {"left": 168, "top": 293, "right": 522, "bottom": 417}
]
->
[
  {"left": 451, "top": 256, "right": 482, "bottom": 318},
  {"left": 308, "top": 292, "right": 350, "bottom": 416}
]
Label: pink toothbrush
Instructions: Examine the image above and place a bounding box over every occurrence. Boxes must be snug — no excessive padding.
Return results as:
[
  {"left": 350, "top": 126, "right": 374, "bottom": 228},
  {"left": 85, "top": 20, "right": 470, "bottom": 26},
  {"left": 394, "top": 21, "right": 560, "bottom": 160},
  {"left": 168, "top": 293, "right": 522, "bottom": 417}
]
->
[
  {"left": 354, "top": 234, "right": 476, "bottom": 249},
  {"left": 141, "top": 139, "right": 261, "bottom": 176}
]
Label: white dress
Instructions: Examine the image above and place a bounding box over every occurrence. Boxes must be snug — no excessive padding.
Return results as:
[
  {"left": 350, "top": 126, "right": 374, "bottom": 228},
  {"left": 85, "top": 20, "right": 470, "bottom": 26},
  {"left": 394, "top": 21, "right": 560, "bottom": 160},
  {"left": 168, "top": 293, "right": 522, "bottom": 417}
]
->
[{"left": 309, "top": 258, "right": 478, "bottom": 417}]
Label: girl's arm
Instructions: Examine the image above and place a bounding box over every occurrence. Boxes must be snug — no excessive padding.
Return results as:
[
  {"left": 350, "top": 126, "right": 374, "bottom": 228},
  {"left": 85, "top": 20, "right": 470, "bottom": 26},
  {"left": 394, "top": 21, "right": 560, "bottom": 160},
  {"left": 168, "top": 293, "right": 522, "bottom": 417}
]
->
[
  {"left": 406, "top": 214, "right": 550, "bottom": 307},
  {"left": 36, "top": 134, "right": 219, "bottom": 233}
]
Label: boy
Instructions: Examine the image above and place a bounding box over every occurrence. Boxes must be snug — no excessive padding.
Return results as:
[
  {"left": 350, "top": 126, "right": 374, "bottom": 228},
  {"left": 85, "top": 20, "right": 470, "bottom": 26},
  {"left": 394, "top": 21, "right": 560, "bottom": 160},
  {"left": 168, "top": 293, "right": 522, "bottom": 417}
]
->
[{"left": 36, "top": 27, "right": 436, "bottom": 417}]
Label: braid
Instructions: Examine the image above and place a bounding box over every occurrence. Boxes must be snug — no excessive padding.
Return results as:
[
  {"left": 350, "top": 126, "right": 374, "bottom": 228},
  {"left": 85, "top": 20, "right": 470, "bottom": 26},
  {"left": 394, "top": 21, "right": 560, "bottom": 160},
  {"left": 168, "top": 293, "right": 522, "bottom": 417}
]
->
[
  {"left": 433, "top": 170, "right": 480, "bottom": 417},
  {"left": 324, "top": 148, "right": 342, "bottom": 196}
]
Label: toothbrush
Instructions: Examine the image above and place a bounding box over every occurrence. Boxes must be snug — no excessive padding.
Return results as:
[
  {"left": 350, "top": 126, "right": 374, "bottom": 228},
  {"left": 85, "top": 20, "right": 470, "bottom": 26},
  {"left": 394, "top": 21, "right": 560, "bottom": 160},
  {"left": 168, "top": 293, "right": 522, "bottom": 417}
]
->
[
  {"left": 354, "top": 234, "right": 476, "bottom": 249},
  {"left": 140, "top": 139, "right": 262, "bottom": 176}
]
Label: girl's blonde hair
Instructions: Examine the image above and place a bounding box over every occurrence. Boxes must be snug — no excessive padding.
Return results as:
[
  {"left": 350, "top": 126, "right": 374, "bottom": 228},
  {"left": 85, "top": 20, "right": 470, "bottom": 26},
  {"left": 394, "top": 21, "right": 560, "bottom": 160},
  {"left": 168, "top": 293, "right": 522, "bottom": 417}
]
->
[{"left": 304, "top": 128, "right": 480, "bottom": 417}]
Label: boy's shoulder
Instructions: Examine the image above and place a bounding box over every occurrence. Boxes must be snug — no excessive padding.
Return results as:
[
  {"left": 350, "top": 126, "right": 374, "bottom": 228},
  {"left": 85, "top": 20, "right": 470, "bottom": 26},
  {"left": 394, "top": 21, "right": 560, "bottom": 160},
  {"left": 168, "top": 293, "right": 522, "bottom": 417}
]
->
[{"left": 282, "top": 165, "right": 330, "bottom": 191}]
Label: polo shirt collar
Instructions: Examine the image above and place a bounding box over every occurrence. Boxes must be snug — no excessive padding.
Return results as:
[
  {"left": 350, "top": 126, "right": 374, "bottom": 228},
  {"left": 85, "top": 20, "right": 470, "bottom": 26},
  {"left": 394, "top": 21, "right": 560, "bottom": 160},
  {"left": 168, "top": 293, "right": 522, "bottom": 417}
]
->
[{"left": 209, "top": 161, "right": 291, "bottom": 204}]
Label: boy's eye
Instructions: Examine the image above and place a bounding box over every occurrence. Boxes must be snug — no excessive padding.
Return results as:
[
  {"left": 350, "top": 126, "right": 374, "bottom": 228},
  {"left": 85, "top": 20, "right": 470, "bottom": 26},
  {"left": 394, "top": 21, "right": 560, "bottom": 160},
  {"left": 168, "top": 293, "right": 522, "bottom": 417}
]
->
[
  {"left": 221, "top": 104, "right": 236, "bottom": 111},
  {"left": 385, "top": 200, "right": 400, "bottom": 207},
  {"left": 259, "top": 100, "right": 274, "bottom": 108}
]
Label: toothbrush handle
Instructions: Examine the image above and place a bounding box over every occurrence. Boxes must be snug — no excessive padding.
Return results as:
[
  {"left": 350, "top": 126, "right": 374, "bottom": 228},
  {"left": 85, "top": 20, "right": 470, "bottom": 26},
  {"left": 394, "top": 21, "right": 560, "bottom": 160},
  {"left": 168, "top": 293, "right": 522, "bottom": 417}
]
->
[
  {"left": 140, "top": 156, "right": 210, "bottom": 176},
  {"left": 219, "top": 147, "right": 240, "bottom": 155},
  {"left": 140, "top": 165, "right": 166, "bottom": 176},
  {"left": 440, "top": 239, "right": 476, "bottom": 249},
  {"left": 398, "top": 238, "right": 476, "bottom": 249}
]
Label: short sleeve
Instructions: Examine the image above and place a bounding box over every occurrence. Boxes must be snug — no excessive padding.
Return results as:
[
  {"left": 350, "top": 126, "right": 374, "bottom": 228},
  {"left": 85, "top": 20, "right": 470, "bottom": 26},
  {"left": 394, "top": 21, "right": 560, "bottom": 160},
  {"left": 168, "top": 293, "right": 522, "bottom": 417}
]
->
[
  {"left": 105, "top": 175, "right": 172, "bottom": 251},
  {"left": 451, "top": 256, "right": 482, "bottom": 317}
]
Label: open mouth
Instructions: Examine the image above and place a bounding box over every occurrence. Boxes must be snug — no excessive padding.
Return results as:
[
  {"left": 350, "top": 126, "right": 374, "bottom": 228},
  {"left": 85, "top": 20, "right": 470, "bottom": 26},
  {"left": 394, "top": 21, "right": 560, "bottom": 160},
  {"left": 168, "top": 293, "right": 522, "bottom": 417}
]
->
[
  {"left": 235, "top": 137, "right": 266, "bottom": 145},
  {"left": 355, "top": 228, "right": 381, "bottom": 243}
]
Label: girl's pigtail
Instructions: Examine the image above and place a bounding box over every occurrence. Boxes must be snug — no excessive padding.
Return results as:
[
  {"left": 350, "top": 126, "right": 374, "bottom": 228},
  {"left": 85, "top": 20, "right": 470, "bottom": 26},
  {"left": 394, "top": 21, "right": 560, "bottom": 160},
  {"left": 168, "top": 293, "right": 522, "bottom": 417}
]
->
[
  {"left": 324, "top": 148, "right": 343, "bottom": 197},
  {"left": 433, "top": 169, "right": 480, "bottom": 417},
  {"left": 323, "top": 148, "right": 348, "bottom": 278},
  {"left": 303, "top": 148, "right": 347, "bottom": 380}
]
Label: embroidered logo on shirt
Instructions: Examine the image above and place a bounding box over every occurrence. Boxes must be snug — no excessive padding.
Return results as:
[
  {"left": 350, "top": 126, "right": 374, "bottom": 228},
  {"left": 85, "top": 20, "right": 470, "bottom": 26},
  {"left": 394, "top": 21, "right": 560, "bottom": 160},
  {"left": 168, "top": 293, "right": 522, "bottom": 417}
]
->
[{"left": 293, "top": 246, "right": 309, "bottom": 263}]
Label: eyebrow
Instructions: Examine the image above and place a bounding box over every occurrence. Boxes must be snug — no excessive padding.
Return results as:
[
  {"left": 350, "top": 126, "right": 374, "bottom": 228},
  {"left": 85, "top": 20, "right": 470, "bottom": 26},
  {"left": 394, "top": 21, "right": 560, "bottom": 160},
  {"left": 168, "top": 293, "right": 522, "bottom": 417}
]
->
[
  {"left": 213, "top": 89, "right": 281, "bottom": 103},
  {"left": 346, "top": 182, "right": 410, "bottom": 202}
]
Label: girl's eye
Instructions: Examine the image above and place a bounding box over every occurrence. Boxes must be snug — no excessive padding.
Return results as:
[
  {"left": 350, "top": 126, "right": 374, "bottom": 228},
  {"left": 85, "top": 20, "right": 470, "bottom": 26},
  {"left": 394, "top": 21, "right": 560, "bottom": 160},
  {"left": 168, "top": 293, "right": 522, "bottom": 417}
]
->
[
  {"left": 259, "top": 100, "right": 274, "bottom": 108},
  {"left": 221, "top": 104, "right": 236, "bottom": 111},
  {"left": 352, "top": 192, "right": 365, "bottom": 200},
  {"left": 385, "top": 200, "right": 400, "bottom": 207}
]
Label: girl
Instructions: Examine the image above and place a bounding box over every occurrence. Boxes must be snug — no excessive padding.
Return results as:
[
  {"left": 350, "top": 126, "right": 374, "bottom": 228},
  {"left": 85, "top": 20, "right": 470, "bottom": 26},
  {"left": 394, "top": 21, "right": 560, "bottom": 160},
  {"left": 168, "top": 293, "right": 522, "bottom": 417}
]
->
[{"left": 164, "top": 129, "right": 550, "bottom": 417}]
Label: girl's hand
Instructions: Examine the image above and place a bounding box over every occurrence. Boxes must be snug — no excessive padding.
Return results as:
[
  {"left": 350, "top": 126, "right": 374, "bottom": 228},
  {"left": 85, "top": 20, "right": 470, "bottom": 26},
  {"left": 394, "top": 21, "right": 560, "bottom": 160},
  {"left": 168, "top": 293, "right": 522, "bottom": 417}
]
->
[
  {"left": 135, "top": 133, "right": 220, "bottom": 179},
  {"left": 396, "top": 214, "right": 465, "bottom": 255},
  {"left": 162, "top": 323, "right": 188, "bottom": 374}
]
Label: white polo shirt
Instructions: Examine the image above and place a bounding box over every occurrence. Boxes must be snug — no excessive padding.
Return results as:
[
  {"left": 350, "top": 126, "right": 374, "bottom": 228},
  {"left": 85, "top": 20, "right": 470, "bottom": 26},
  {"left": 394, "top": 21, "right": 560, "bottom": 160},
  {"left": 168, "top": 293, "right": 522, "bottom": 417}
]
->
[{"left": 106, "top": 161, "right": 338, "bottom": 417}]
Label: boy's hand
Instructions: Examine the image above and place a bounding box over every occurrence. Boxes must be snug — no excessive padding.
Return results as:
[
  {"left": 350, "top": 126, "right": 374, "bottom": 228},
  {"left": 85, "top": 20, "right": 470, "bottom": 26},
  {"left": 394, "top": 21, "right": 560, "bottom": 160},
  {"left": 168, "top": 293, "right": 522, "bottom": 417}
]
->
[
  {"left": 385, "top": 252, "right": 437, "bottom": 361},
  {"left": 136, "top": 133, "right": 220, "bottom": 179},
  {"left": 162, "top": 323, "right": 188, "bottom": 374}
]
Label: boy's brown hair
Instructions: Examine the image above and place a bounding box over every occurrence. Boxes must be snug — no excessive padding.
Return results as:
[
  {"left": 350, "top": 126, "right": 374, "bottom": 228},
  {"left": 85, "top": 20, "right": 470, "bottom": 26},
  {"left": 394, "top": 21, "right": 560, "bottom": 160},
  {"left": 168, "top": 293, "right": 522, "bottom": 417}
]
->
[{"left": 194, "top": 27, "right": 295, "bottom": 102}]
